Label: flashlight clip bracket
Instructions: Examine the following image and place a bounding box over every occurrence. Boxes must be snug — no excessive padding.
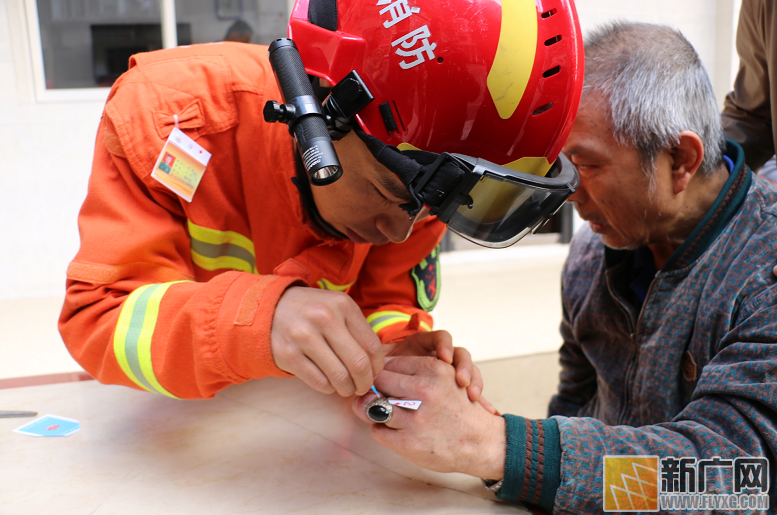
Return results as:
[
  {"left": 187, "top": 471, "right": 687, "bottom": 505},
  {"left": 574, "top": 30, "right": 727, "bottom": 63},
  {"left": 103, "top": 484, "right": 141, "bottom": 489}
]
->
[
  {"left": 265, "top": 70, "right": 375, "bottom": 143},
  {"left": 264, "top": 94, "right": 327, "bottom": 138},
  {"left": 322, "top": 70, "right": 374, "bottom": 140}
]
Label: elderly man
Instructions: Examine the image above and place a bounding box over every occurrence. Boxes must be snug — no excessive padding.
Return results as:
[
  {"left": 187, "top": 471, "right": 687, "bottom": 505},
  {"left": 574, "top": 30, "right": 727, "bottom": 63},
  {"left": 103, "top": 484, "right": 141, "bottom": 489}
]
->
[{"left": 353, "top": 21, "right": 777, "bottom": 514}]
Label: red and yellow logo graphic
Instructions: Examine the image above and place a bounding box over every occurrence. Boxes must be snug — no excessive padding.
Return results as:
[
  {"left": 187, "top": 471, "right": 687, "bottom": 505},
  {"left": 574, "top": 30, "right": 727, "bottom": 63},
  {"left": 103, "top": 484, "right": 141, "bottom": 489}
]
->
[{"left": 603, "top": 456, "right": 659, "bottom": 512}]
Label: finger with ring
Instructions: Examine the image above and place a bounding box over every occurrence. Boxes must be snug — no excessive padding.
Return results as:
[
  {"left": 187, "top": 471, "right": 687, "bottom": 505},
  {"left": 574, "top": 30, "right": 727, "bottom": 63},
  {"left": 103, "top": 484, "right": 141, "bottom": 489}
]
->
[{"left": 365, "top": 397, "right": 394, "bottom": 424}]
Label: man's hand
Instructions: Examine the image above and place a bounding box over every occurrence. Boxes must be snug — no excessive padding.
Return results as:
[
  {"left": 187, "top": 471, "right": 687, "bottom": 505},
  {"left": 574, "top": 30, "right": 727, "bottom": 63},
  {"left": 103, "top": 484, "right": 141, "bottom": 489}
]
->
[
  {"left": 271, "top": 286, "right": 383, "bottom": 397},
  {"left": 352, "top": 356, "right": 506, "bottom": 480},
  {"left": 383, "top": 330, "right": 487, "bottom": 405}
]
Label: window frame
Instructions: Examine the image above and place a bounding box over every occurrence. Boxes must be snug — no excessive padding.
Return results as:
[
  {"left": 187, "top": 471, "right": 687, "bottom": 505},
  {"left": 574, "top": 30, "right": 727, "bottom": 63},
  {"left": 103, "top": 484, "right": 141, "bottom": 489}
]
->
[
  {"left": 23, "top": 0, "right": 178, "bottom": 103},
  {"left": 23, "top": 0, "right": 294, "bottom": 103}
]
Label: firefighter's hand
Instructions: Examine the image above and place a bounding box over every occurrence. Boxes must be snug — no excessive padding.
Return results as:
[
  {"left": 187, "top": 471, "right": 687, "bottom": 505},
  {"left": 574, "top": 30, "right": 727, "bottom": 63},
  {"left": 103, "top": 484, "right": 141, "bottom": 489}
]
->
[
  {"left": 271, "top": 286, "right": 383, "bottom": 397},
  {"left": 352, "top": 356, "right": 506, "bottom": 479},
  {"left": 383, "top": 330, "right": 488, "bottom": 406}
]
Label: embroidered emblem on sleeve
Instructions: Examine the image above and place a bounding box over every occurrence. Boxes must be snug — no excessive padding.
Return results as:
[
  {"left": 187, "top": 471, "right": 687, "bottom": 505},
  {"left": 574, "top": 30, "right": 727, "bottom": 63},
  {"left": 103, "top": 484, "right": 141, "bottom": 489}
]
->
[{"left": 410, "top": 244, "right": 441, "bottom": 311}]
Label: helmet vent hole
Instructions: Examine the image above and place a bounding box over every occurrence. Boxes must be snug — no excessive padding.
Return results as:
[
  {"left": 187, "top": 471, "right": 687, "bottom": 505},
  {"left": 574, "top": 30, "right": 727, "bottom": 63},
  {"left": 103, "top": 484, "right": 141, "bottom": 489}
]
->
[
  {"left": 541, "top": 8, "right": 557, "bottom": 19},
  {"left": 542, "top": 66, "right": 561, "bottom": 78},
  {"left": 437, "top": 57, "right": 444, "bottom": 63},
  {"left": 532, "top": 102, "right": 554, "bottom": 116},
  {"left": 545, "top": 35, "right": 562, "bottom": 46}
]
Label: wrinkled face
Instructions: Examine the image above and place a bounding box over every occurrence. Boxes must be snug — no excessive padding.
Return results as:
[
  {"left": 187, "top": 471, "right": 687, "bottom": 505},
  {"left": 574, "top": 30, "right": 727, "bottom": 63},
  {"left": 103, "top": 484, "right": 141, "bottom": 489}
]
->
[
  {"left": 562, "top": 99, "right": 674, "bottom": 250},
  {"left": 310, "top": 130, "right": 429, "bottom": 246}
]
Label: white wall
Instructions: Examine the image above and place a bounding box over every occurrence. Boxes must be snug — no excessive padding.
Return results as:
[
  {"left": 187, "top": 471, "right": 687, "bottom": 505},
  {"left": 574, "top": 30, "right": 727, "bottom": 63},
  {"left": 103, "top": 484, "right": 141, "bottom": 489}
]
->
[
  {"left": 0, "top": 0, "right": 743, "bottom": 302},
  {"left": 573, "top": 0, "right": 741, "bottom": 109},
  {"left": 1, "top": 1, "right": 105, "bottom": 301}
]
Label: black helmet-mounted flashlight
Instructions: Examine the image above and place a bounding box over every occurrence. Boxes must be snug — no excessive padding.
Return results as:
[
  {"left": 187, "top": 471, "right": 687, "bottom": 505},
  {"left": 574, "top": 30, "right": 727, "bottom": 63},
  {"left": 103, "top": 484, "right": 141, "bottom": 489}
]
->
[{"left": 264, "top": 38, "right": 374, "bottom": 186}]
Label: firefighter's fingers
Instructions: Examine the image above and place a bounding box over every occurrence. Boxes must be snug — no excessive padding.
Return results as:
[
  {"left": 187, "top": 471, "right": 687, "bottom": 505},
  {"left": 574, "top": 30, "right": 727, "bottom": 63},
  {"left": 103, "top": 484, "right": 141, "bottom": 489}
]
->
[
  {"left": 273, "top": 329, "right": 358, "bottom": 397},
  {"left": 302, "top": 335, "right": 365, "bottom": 397},
  {"left": 287, "top": 356, "right": 337, "bottom": 395},
  {"left": 342, "top": 303, "right": 384, "bottom": 392},
  {"left": 271, "top": 287, "right": 381, "bottom": 397},
  {"left": 270, "top": 313, "right": 347, "bottom": 395},
  {"left": 324, "top": 325, "right": 379, "bottom": 397}
]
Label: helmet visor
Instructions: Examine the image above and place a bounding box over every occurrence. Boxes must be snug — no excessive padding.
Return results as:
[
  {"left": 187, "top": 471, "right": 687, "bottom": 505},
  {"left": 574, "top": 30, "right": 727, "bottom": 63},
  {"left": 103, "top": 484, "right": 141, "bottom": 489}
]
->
[
  {"left": 348, "top": 126, "right": 578, "bottom": 248},
  {"left": 438, "top": 157, "right": 578, "bottom": 248}
]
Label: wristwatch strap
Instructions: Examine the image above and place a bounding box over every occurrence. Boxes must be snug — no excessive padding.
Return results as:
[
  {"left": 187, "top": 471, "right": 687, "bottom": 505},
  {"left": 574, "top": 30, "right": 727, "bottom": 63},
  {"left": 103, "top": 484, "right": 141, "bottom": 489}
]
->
[{"left": 482, "top": 478, "right": 504, "bottom": 494}]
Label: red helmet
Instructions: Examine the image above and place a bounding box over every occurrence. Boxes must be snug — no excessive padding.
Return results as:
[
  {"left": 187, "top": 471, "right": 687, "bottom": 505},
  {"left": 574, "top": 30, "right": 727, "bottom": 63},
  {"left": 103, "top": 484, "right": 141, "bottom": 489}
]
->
[{"left": 289, "top": 0, "right": 584, "bottom": 177}]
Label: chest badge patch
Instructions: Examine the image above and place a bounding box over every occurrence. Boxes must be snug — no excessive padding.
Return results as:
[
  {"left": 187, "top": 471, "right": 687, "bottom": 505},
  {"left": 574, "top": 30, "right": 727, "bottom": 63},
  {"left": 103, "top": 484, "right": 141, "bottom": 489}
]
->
[{"left": 411, "top": 244, "right": 440, "bottom": 311}]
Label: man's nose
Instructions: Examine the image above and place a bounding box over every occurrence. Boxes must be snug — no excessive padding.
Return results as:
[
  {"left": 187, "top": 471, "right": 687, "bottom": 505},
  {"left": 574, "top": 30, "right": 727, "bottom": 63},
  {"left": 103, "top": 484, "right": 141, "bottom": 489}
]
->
[
  {"left": 414, "top": 206, "right": 431, "bottom": 223},
  {"left": 376, "top": 211, "right": 416, "bottom": 244}
]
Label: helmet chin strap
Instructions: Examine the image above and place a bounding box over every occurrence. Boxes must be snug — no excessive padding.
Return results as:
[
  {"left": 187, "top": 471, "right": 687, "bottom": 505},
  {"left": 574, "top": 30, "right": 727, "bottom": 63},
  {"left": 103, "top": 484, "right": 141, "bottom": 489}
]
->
[{"left": 352, "top": 125, "right": 466, "bottom": 217}]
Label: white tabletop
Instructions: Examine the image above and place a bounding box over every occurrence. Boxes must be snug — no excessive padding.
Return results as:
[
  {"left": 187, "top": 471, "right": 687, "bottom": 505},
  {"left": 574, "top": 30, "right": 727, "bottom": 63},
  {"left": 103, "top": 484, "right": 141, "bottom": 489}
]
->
[{"left": 0, "top": 377, "right": 527, "bottom": 514}]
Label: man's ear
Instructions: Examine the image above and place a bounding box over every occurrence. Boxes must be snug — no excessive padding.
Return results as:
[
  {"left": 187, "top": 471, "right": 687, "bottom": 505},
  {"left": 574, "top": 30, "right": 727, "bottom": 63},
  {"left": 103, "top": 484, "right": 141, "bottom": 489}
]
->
[{"left": 668, "top": 131, "right": 704, "bottom": 194}]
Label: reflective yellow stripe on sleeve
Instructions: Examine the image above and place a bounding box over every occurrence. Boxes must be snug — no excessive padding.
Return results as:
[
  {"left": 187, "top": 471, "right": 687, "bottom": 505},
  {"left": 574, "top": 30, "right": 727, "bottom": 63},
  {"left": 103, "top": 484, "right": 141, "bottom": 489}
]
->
[
  {"left": 366, "top": 311, "right": 432, "bottom": 334},
  {"left": 316, "top": 278, "right": 354, "bottom": 292},
  {"left": 187, "top": 220, "right": 256, "bottom": 274},
  {"left": 113, "top": 282, "right": 187, "bottom": 398}
]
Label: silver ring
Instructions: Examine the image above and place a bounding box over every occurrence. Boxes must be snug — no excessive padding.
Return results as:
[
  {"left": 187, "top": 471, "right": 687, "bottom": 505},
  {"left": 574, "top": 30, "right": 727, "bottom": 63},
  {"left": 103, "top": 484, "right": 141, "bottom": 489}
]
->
[{"left": 365, "top": 397, "right": 393, "bottom": 424}]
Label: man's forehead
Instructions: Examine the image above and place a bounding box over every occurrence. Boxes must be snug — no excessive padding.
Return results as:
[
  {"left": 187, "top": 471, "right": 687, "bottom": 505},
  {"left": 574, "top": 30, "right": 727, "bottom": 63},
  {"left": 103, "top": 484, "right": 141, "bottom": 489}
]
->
[
  {"left": 563, "top": 104, "right": 617, "bottom": 156},
  {"left": 563, "top": 138, "right": 602, "bottom": 156},
  {"left": 563, "top": 131, "right": 605, "bottom": 156}
]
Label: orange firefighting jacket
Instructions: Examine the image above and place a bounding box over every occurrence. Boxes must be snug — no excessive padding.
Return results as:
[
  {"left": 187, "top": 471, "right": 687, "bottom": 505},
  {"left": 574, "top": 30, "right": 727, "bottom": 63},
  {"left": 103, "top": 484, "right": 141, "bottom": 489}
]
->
[{"left": 59, "top": 43, "right": 445, "bottom": 400}]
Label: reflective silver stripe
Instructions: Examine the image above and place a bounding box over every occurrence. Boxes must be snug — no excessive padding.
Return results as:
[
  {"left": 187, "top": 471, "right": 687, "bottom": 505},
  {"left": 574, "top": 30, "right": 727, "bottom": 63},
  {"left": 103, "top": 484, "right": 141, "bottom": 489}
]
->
[
  {"left": 190, "top": 239, "right": 256, "bottom": 271},
  {"left": 187, "top": 220, "right": 256, "bottom": 274},
  {"left": 123, "top": 285, "right": 162, "bottom": 394},
  {"left": 113, "top": 282, "right": 182, "bottom": 398},
  {"left": 368, "top": 313, "right": 409, "bottom": 328}
]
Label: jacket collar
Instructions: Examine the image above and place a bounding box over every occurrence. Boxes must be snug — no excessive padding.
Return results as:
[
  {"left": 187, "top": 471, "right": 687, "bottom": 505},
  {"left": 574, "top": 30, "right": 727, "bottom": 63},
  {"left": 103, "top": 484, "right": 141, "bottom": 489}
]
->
[
  {"left": 662, "top": 140, "right": 751, "bottom": 270},
  {"left": 278, "top": 148, "right": 350, "bottom": 245}
]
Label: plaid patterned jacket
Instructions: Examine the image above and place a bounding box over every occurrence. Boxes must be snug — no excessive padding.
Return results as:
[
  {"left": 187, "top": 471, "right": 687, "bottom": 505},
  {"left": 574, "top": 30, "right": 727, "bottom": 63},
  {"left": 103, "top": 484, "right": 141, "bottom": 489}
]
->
[{"left": 546, "top": 142, "right": 777, "bottom": 513}]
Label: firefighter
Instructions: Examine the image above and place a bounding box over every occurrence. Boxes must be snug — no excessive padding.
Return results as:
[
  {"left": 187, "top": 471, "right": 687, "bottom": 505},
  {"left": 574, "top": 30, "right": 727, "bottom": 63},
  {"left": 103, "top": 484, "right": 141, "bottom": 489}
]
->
[{"left": 59, "top": 0, "right": 583, "bottom": 401}]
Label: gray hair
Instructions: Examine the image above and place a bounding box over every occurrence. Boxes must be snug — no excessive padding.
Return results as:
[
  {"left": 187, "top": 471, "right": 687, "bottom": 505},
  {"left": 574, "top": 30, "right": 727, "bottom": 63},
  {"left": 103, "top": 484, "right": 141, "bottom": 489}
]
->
[{"left": 583, "top": 21, "right": 726, "bottom": 178}]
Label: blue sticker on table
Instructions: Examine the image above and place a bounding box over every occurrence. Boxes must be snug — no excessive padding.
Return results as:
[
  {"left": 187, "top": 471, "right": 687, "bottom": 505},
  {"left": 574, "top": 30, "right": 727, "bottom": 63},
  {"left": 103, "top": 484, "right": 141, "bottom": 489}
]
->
[{"left": 13, "top": 414, "right": 81, "bottom": 437}]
